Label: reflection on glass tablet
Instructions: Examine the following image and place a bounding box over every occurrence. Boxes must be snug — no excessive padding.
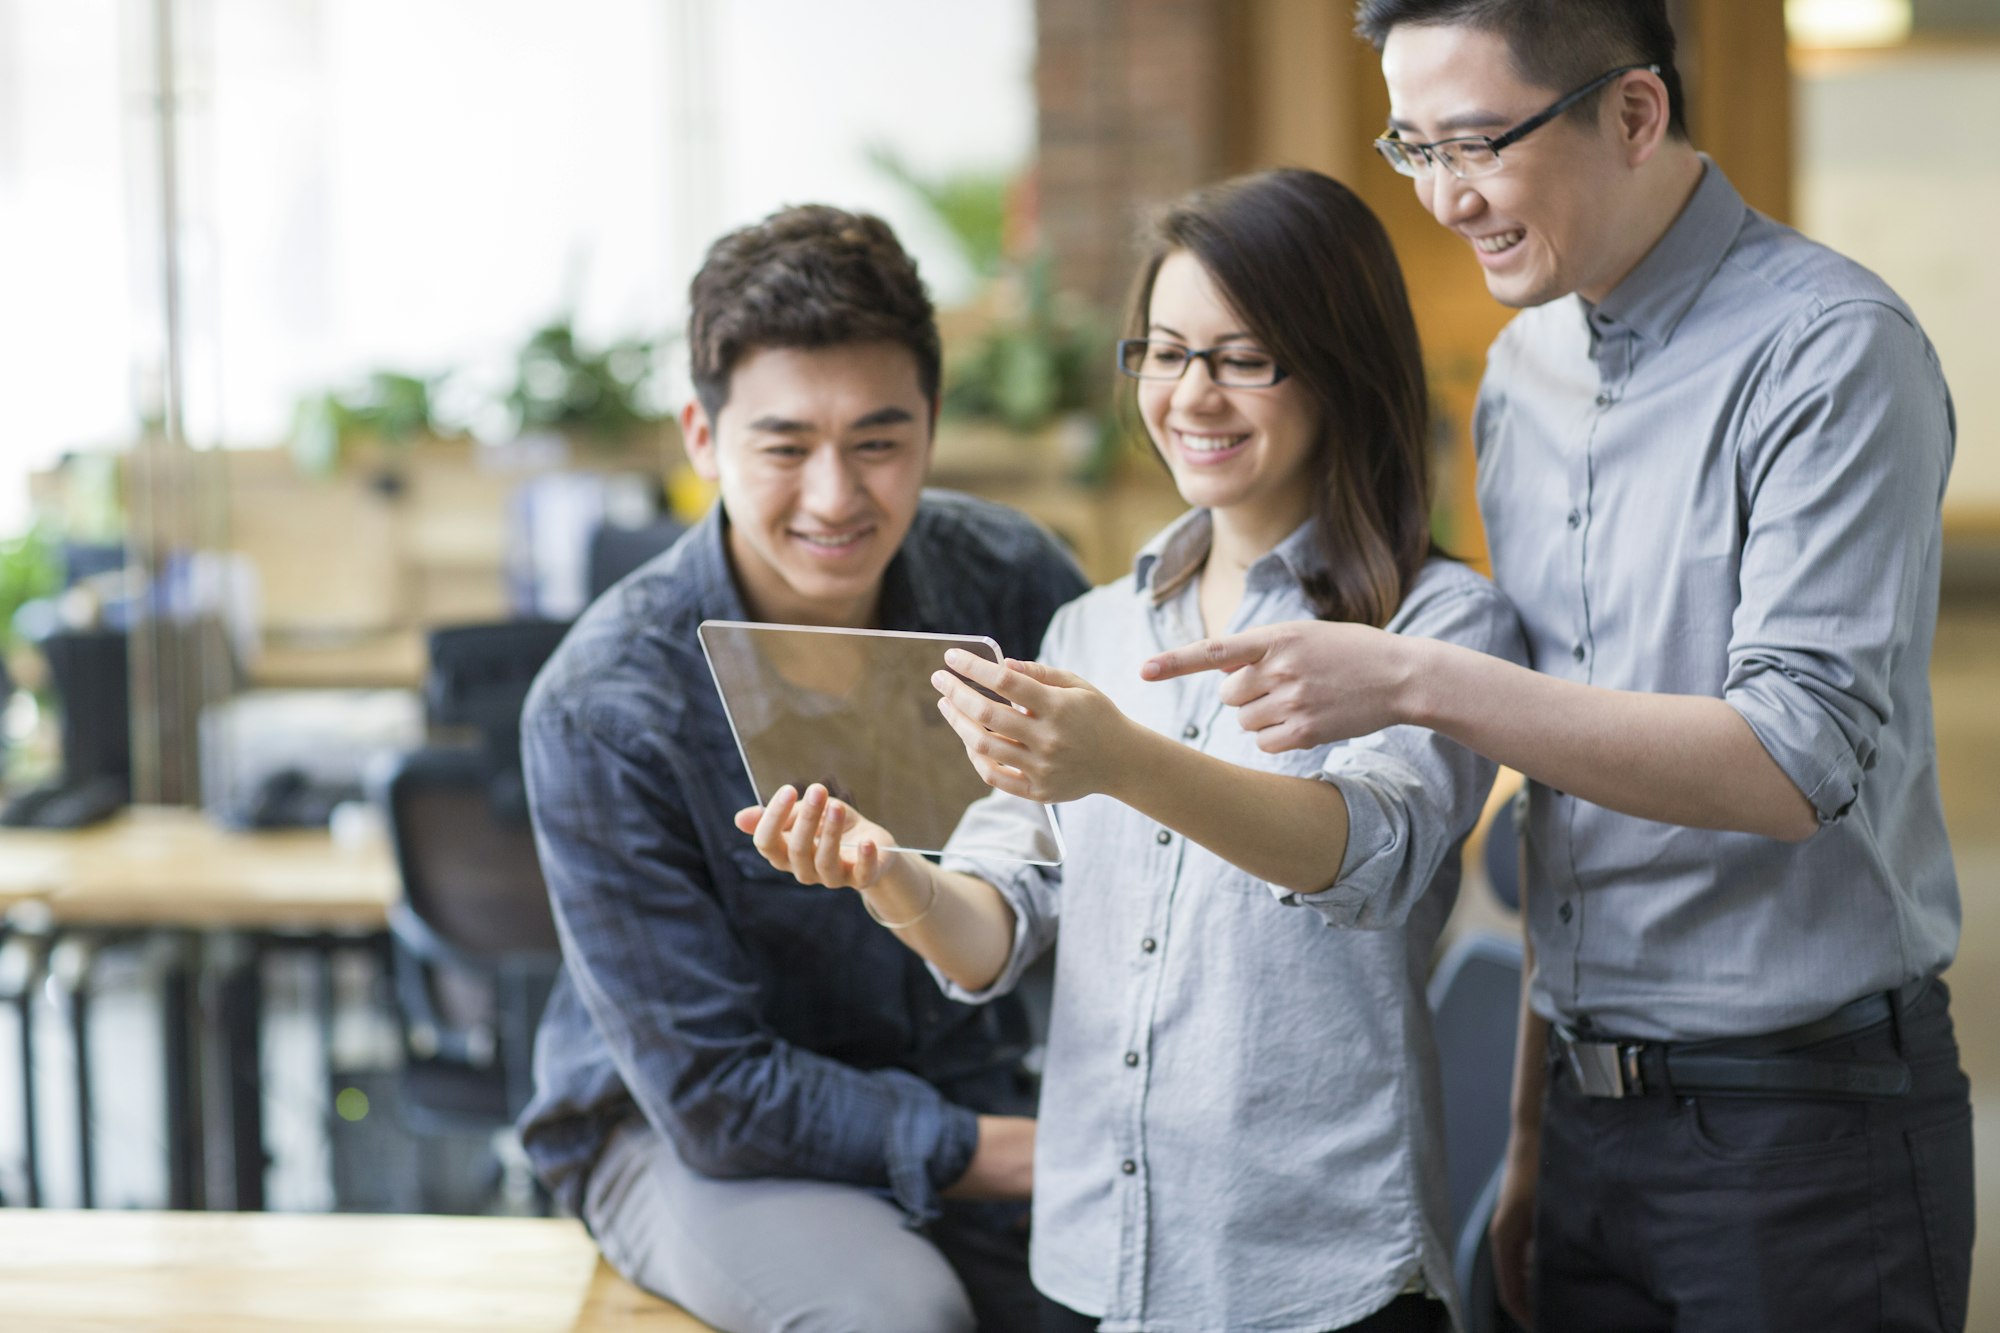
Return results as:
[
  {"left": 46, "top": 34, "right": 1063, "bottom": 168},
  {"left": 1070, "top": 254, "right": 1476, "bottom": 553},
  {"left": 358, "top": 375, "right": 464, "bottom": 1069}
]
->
[{"left": 698, "top": 621, "right": 1064, "bottom": 865}]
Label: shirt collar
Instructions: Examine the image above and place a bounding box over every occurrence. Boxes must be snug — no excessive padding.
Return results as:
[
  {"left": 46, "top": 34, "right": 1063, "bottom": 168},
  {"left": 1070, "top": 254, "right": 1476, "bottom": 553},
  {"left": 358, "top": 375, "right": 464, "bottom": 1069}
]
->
[
  {"left": 1588, "top": 157, "right": 1745, "bottom": 349},
  {"left": 688, "top": 504, "right": 751, "bottom": 624},
  {"left": 1132, "top": 508, "right": 1324, "bottom": 603}
]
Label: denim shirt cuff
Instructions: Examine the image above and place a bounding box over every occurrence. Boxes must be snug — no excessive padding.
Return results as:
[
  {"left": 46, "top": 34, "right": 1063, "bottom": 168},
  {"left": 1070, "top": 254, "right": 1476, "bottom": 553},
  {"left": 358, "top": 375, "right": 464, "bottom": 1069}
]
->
[{"left": 885, "top": 1094, "right": 979, "bottom": 1228}]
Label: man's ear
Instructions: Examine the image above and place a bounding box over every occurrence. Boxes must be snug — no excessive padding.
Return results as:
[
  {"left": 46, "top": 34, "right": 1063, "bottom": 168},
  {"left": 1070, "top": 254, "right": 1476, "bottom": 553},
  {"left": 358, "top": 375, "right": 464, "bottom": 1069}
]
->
[
  {"left": 682, "top": 399, "right": 721, "bottom": 482},
  {"left": 1617, "top": 69, "right": 1673, "bottom": 167}
]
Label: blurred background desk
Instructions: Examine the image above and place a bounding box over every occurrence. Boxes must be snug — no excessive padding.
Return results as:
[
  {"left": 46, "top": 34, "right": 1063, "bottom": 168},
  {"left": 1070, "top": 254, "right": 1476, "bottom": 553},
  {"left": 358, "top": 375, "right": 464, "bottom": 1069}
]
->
[
  {"left": 0, "top": 1210, "right": 708, "bottom": 1331},
  {"left": 1, "top": 805, "right": 396, "bottom": 930},
  {"left": 0, "top": 808, "right": 396, "bottom": 1211}
]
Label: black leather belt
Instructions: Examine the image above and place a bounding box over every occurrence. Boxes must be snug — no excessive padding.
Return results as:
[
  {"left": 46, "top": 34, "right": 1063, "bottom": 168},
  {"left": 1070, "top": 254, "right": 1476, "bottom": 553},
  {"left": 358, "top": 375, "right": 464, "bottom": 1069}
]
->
[{"left": 1552, "top": 980, "right": 1927, "bottom": 1101}]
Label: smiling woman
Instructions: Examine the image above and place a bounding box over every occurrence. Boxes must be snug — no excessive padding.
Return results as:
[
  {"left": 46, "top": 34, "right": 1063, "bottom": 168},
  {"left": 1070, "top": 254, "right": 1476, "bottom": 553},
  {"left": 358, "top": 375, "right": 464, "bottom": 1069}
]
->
[{"left": 737, "top": 168, "right": 1526, "bottom": 1333}]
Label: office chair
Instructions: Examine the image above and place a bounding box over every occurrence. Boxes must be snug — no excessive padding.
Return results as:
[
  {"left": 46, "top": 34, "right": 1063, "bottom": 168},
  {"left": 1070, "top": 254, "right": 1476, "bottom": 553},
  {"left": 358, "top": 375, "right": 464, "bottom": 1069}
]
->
[
  {"left": 585, "top": 514, "right": 685, "bottom": 602},
  {"left": 425, "top": 621, "right": 572, "bottom": 760},
  {"left": 377, "top": 744, "right": 559, "bottom": 1134},
  {"left": 1483, "top": 789, "right": 1522, "bottom": 914},
  {"left": 365, "top": 620, "right": 569, "bottom": 1210},
  {"left": 1428, "top": 930, "right": 1527, "bottom": 1333},
  {"left": 0, "top": 629, "right": 131, "bottom": 828}
]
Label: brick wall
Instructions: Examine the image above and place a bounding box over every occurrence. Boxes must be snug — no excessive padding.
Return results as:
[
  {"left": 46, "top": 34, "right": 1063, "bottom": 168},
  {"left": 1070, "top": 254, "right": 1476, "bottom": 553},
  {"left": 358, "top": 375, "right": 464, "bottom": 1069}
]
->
[{"left": 1035, "top": 0, "right": 1234, "bottom": 316}]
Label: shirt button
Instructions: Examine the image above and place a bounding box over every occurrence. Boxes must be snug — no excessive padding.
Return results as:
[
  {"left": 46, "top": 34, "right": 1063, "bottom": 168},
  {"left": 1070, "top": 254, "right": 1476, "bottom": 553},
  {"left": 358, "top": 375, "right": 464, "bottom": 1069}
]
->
[
  {"left": 1594, "top": 391, "right": 1613, "bottom": 408},
  {"left": 1121, "top": 1159, "right": 1138, "bottom": 1175},
  {"left": 1124, "top": 1051, "right": 1140, "bottom": 1067},
  {"left": 1182, "top": 723, "right": 1199, "bottom": 740},
  {"left": 1572, "top": 643, "right": 1586, "bottom": 663},
  {"left": 1566, "top": 509, "right": 1581, "bottom": 529},
  {"left": 1156, "top": 829, "right": 1171, "bottom": 845},
  {"left": 1558, "top": 901, "right": 1574, "bottom": 924},
  {"left": 1141, "top": 937, "right": 1157, "bottom": 954}
]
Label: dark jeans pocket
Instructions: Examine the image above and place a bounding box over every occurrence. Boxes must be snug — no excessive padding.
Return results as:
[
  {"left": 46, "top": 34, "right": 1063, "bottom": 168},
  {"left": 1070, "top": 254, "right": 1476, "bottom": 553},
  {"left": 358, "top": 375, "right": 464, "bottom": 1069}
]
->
[
  {"left": 1682, "top": 1093, "right": 1871, "bottom": 1165},
  {"left": 1907, "top": 1109, "right": 1975, "bottom": 1331}
]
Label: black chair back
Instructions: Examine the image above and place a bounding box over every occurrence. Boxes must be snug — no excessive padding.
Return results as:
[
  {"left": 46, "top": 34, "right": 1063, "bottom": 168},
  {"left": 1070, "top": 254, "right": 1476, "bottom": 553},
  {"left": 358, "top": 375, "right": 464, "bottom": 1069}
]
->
[
  {"left": 586, "top": 516, "right": 685, "bottom": 602},
  {"left": 382, "top": 746, "right": 556, "bottom": 960},
  {"left": 1483, "top": 791, "right": 1522, "bottom": 914},
  {"left": 425, "top": 620, "right": 571, "bottom": 763},
  {"left": 1428, "top": 931, "right": 1527, "bottom": 1333}
]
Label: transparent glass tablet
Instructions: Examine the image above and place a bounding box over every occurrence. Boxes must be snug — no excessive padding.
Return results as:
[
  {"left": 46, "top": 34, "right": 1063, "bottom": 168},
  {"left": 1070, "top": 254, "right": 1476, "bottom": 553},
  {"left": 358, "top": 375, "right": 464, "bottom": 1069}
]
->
[{"left": 698, "top": 620, "right": 1064, "bottom": 865}]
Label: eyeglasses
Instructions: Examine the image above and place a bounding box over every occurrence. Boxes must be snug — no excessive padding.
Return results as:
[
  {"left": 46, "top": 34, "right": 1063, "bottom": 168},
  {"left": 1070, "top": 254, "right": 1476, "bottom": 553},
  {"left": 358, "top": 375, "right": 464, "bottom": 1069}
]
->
[
  {"left": 1373, "top": 63, "right": 1660, "bottom": 181},
  {"left": 1116, "top": 339, "right": 1289, "bottom": 388}
]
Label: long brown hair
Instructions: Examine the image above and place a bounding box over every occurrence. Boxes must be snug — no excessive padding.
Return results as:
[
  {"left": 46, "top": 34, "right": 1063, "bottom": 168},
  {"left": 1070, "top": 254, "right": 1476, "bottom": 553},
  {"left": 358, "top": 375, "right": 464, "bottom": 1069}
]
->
[{"left": 1124, "top": 168, "right": 1434, "bottom": 626}]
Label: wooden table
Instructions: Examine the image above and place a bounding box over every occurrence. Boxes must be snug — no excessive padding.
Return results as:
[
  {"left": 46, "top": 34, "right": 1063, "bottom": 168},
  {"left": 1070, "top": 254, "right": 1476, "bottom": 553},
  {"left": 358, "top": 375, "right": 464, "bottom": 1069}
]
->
[
  {"left": 0, "top": 808, "right": 399, "bottom": 1209},
  {"left": 0, "top": 1210, "right": 713, "bottom": 1330},
  {"left": 0, "top": 805, "right": 397, "bottom": 931}
]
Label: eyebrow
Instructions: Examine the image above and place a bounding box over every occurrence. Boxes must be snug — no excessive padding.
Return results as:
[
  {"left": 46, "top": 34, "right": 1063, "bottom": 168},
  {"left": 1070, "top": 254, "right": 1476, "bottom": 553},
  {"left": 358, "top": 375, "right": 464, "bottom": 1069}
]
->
[
  {"left": 746, "top": 406, "right": 917, "bottom": 435},
  {"left": 1148, "top": 323, "right": 1255, "bottom": 343},
  {"left": 849, "top": 406, "right": 915, "bottom": 430},
  {"left": 1386, "top": 109, "right": 1513, "bottom": 136}
]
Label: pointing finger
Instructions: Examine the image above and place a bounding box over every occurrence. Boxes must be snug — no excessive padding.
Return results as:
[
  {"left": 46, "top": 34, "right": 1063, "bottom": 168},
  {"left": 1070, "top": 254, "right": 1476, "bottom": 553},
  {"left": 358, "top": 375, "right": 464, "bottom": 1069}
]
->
[{"left": 1141, "top": 633, "right": 1269, "bottom": 682}]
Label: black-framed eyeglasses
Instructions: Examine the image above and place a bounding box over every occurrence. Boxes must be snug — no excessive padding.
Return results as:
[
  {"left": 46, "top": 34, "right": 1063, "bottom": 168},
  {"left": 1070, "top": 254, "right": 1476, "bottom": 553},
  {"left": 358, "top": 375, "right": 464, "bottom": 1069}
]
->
[
  {"left": 1373, "top": 63, "right": 1660, "bottom": 181},
  {"left": 1116, "top": 339, "right": 1289, "bottom": 388}
]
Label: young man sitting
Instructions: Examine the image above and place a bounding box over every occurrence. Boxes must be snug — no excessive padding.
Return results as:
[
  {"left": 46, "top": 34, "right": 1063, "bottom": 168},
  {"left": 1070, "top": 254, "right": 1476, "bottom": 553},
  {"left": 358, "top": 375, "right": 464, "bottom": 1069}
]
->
[{"left": 515, "top": 205, "right": 1086, "bottom": 1333}]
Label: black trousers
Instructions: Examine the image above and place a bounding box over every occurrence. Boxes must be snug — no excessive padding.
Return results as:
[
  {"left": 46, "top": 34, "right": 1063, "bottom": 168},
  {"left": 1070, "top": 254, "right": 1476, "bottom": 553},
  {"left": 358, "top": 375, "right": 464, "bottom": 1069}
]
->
[
  {"left": 928, "top": 1204, "right": 1068, "bottom": 1333},
  {"left": 1039, "top": 1292, "right": 1448, "bottom": 1333},
  {"left": 1535, "top": 981, "right": 1975, "bottom": 1332}
]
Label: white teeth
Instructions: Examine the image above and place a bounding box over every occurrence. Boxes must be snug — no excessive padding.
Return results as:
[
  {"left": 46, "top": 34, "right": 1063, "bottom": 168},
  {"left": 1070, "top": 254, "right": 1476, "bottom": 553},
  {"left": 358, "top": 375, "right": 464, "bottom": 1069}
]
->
[
  {"left": 1179, "top": 432, "right": 1247, "bottom": 454},
  {"left": 796, "top": 531, "right": 867, "bottom": 549},
  {"left": 1474, "top": 230, "right": 1525, "bottom": 253}
]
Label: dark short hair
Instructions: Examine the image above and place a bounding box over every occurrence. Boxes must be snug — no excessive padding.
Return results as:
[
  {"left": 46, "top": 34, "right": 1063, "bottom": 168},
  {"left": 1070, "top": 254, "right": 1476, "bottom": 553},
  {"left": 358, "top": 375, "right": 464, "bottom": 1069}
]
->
[
  {"left": 687, "top": 205, "right": 941, "bottom": 422},
  {"left": 1355, "top": 0, "right": 1688, "bottom": 139},
  {"left": 1124, "top": 169, "right": 1434, "bottom": 628}
]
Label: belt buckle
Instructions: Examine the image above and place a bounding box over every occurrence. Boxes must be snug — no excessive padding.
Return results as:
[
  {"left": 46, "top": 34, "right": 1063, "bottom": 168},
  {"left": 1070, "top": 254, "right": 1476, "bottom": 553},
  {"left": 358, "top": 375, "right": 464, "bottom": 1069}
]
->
[{"left": 1561, "top": 1030, "right": 1646, "bottom": 1098}]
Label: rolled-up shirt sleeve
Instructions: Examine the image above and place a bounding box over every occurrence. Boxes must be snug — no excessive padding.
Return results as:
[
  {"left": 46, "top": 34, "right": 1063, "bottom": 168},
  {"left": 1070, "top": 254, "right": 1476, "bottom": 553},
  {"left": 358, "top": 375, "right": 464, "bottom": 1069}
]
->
[
  {"left": 1285, "top": 573, "right": 1528, "bottom": 928},
  {"left": 1724, "top": 299, "right": 1955, "bottom": 825},
  {"left": 526, "top": 697, "right": 976, "bottom": 1224},
  {"left": 934, "top": 793, "right": 1065, "bottom": 1003}
]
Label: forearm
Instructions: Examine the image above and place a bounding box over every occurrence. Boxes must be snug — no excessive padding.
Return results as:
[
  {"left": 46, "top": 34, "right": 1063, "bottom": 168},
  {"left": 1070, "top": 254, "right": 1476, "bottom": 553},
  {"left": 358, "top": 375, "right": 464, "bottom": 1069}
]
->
[
  {"left": 1107, "top": 724, "right": 1350, "bottom": 895},
  {"left": 1407, "top": 639, "right": 1818, "bottom": 841},
  {"left": 859, "top": 858, "right": 1021, "bottom": 994}
]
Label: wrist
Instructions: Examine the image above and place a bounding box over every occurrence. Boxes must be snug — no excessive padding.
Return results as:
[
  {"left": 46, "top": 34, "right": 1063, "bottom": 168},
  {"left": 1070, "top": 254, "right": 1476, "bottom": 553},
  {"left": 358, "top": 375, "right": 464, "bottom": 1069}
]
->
[
  {"left": 1100, "top": 716, "right": 1169, "bottom": 805},
  {"left": 861, "top": 857, "right": 933, "bottom": 920},
  {"left": 1395, "top": 634, "right": 1443, "bottom": 730}
]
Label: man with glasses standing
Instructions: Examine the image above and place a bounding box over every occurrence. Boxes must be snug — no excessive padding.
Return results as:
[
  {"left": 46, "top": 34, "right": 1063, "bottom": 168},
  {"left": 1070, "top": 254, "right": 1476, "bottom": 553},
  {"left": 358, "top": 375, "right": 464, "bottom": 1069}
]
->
[{"left": 1142, "top": 3, "right": 1971, "bottom": 1328}]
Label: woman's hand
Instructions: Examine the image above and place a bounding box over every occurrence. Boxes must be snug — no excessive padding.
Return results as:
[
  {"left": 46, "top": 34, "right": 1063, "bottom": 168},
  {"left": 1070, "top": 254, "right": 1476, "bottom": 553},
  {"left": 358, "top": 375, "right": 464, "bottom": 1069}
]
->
[
  {"left": 931, "top": 649, "right": 1141, "bottom": 804},
  {"left": 733, "top": 783, "right": 907, "bottom": 893}
]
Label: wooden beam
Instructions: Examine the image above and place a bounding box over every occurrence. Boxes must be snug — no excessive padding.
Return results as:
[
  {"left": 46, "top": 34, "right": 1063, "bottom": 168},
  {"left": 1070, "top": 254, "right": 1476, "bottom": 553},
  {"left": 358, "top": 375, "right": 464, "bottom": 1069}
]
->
[{"left": 1679, "top": 0, "right": 1795, "bottom": 223}]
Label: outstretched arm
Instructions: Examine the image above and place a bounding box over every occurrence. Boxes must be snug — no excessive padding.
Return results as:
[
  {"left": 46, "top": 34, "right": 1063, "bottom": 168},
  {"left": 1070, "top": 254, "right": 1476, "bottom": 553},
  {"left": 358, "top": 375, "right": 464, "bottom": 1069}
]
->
[
  {"left": 734, "top": 784, "right": 1020, "bottom": 994},
  {"left": 930, "top": 651, "right": 1351, "bottom": 895},
  {"left": 1141, "top": 623, "right": 1818, "bottom": 842}
]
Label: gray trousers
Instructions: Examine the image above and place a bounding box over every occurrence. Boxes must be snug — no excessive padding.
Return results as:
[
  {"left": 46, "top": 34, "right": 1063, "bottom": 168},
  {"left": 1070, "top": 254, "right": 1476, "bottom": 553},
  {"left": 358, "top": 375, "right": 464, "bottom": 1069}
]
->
[{"left": 582, "top": 1117, "right": 1038, "bottom": 1333}]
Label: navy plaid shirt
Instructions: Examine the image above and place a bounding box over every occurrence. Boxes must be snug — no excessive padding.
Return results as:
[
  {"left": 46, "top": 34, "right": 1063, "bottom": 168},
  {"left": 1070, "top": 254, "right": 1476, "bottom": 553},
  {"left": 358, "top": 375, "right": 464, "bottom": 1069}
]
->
[{"left": 516, "top": 491, "right": 1087, "bottom": 1220}]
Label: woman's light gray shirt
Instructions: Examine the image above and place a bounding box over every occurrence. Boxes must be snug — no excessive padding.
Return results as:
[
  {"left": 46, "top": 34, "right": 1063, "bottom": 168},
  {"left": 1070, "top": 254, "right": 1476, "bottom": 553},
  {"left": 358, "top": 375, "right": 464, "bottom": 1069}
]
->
[{"left": 939, "top": 511, "right": 1526, "bottom": 1333}]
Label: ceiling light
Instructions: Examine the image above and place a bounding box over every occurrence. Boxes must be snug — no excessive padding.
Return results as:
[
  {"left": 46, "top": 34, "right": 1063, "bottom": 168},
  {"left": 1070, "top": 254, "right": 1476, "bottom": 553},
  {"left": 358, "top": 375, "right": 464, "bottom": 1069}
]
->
[{"left": 1786, "top": 0, "right": 1913, "bottom": 48}]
